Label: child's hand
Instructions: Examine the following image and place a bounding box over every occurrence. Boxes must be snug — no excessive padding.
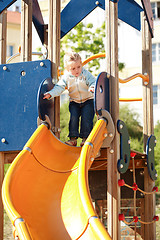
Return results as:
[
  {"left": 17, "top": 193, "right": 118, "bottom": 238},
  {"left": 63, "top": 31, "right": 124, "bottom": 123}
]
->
[
  {"left": 43, "top": 93, "right": 51, "bottom": 99},
  {"left": 89, "top": 86, "right": 95, "bottom": 93}
]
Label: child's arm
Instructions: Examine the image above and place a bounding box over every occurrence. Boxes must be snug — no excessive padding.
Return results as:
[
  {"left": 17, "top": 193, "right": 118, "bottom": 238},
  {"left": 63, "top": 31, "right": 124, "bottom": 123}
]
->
[
  {"left": 83, "top": 68, "right": 96, "bottom": 91},
  {"left": 43, "top": 77, "right": 67, "bottom": 100}
]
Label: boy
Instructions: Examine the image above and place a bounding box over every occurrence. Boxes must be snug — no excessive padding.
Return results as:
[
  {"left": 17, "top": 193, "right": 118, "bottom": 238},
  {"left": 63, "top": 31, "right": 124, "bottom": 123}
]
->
[{"left": 43, "top": 52, "right": 96, "bottom": 146}]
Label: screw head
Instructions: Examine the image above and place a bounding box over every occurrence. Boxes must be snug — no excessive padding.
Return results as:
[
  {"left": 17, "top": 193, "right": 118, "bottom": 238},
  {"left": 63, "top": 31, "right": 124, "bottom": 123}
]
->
[
  {"left": 104, "top": 133, "right": 108, "bottom": 138},
  {"left": 1, "top": 138, "right": 6, "bottom": 143},
  {"left": 3, "top": 66, "right": 7, "bottom": 71},
  {"left": 144, "top": 81, "right": 148, "bottom": 85},
  {"left": 110, "top": 149, "right": 114, "bottom": 154},
  {"left": 120, "top": 164, "right": 123, "bottom": 169},
  {"left": 21, "top": 71, "right": 26, "bottom": 76}
]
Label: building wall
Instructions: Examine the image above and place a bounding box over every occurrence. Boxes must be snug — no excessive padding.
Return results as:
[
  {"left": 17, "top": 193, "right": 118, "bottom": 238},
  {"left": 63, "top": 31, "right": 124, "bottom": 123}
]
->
[
  {"left": 7, "top": 22, "right": 21, "bottom": 62},
  {"left": 6, "top": 11, "right": 21, "bottom": 63}
]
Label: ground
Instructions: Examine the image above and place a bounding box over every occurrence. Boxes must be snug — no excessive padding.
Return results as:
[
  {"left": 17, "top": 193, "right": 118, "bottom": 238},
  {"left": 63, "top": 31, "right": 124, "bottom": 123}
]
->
[{"left": 3, "top": 205, "right": 160, "bottom": 239}]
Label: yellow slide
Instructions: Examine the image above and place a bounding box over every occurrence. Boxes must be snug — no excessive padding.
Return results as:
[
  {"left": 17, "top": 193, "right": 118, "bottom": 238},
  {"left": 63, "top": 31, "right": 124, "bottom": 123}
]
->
[{"left": 2, "top": 118, "right": 111, "bottom": 240}]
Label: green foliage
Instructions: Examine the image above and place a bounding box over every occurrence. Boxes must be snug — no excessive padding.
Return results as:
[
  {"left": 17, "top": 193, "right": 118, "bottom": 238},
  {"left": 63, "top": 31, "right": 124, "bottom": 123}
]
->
[
  {"left": 60, "top": 21, "right": 125, "bottom": 73},
  {"left": 154, "top": 121, "right": 160, "bottom": 187},
  {"left": 119, "top": 105, "right": 143, "bottom": 142},
  {"left": 60, "top": 102, "right": 70, "bottom": 142},
  {"left": 119, "top": 62, "right": 126, "bottom": 72},
  {"left": 60, "top": 22, "right": 105, "bottom": 72}
]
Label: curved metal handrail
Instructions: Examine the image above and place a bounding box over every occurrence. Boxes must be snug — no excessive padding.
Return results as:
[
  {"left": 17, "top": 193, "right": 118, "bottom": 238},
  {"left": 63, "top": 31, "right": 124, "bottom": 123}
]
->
[
  {"left": 82, "top": 53, "right": 149, "bottom": 85},
  {"left": 6, "top": 52, "right": 45, "bottom": 63}
]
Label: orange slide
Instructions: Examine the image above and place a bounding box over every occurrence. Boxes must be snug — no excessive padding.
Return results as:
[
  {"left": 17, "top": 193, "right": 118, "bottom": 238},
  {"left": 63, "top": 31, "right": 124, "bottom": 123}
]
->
[{"left": 2, "top": 118, "right": 111, "bottom": 240}]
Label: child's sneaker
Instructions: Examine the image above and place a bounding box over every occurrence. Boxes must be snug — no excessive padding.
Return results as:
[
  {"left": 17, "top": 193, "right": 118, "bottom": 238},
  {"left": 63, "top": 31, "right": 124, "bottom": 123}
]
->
[
  {"left": 65, "top": 139, "right": 77, "bottom": 146},
  {"left": 80, "top": 138, "right": 86, "bottom": 147}
]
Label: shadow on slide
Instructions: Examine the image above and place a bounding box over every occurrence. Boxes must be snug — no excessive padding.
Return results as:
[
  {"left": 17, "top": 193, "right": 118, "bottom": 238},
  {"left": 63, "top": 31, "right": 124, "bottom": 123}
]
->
[{"left": 2, "top": 118, "right": 111, "bottom": 240}]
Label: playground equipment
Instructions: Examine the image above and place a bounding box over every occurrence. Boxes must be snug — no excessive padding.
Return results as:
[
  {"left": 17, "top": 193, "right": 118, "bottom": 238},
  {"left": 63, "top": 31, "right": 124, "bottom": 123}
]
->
[
  {"left": 2, "top": 112, "right": 113, "bottom": 240},
  {"left": 0, "top": 0, "right": 158, "bottom": 239}
]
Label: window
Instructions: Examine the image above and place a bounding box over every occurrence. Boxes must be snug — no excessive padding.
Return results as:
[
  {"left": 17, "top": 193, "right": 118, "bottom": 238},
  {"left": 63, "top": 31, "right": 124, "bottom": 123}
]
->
[
  {"left": 152, "top": 44, "right": 156, "bottom": 62},
  {"left": 153, "top": 85, "right": 158, "bottom": 105},
  {"left": 151, "top": 2, "right": 156, "bottom": 19},
  {"left": 152, "top": 43, "right": 160, "bottom": 62},
  {"left": 151, "top": 2, "right": 160, "bottom": 19},
  {"left": 7, "top": 45, "right": 14, "bottom": 56}
]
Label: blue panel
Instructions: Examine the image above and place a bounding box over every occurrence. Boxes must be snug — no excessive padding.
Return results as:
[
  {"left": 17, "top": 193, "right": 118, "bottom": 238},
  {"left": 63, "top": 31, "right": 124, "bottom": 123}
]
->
[
  {"left": 94, "top": 72, "right": 110, "bottom": 115},
  {"left": 37, "top": 77, "right": 55, "bottom": 127},
  {"left": 118, "top": 0, "right": 143, "bottom": 31},
  {"left": 146, "top": 135, "right": 157, "bottom": 181},
  {"left": 98, "top": 0, "right": 143, "bottom": 31},
  {"left": 61, "top": 0, "right": 97, "bottom": 38},
  {"left": 117, "top": 120, "right": 130, "bottom": 174},
  {"left": 0, "top": 0, "right": 16, "bottom": 13},
  {"left": 0, "top": 60, "right": 52, "bottom": 151},
  {"left": 61, "top": 0, "right": 143, "bottom": 38}
]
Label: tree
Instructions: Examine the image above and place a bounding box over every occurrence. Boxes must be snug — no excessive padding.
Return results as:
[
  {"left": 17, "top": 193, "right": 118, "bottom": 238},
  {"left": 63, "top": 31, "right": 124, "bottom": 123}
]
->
[
  {"left": 60, "top": 22, "right": 125, "bottom": 73},
  {"left": 119, "top": 104, "right": 143, "bottom": 152}
]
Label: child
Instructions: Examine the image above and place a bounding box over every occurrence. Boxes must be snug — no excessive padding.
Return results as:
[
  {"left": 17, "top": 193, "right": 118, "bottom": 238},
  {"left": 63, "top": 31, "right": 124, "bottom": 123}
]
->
[{"left": 43, "top": 52, "right": 96, "bottom": 146}]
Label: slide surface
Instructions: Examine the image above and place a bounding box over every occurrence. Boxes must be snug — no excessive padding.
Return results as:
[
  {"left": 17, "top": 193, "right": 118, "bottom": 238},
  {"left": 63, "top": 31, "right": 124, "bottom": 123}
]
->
[{"left": 2, "top": 119, "right": 111, "bottom": 240}]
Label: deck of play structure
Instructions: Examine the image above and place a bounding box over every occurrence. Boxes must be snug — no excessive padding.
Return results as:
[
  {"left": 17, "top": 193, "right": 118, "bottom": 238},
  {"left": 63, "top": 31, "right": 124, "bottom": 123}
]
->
[{"left": 0, "top": 0, "right": 159, "bottom": 239}]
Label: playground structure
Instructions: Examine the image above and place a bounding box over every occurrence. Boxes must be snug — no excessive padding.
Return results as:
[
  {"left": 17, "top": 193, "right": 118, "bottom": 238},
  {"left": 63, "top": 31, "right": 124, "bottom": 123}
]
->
[{"left": 0, "top": 0, "right": 159, "bottom": 239}]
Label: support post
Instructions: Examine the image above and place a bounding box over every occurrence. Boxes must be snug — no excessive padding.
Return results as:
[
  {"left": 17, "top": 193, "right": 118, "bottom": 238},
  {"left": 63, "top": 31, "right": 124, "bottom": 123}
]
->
[
  {"left": 142, "top": 13, "right": 155, "bottom": 240},
  {"left": 48, "top": 0, "right": 61, "bottom": 137},
  {"left": 0, "top": 10, "right": 7, "bottom": 64},
  {"left": 0, "top": 153, "right": 4, "bottom": 240},
  {"left": 21, "top": 0, "right": 32, "bottom": 61},
  {"left": 105, "top": 0, "right": 120, "bottom": 239}
]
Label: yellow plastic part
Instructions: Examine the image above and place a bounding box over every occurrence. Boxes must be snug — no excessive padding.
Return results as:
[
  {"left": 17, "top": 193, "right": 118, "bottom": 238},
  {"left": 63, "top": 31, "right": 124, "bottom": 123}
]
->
[
  {"left": 119, "top": 98, "right": 142, "bottom": 102},
  {"left": 82, "top": 53, "right": 106, "bottom": 66},
  {"left": 2, "top": 120, "right": 111, "bottom": 240}
]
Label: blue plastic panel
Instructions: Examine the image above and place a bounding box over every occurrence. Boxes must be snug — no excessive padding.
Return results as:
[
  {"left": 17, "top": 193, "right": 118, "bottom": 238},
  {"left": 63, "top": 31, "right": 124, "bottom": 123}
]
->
[
  {"left": 94, "top": 72, "right": 110, "bottom": 115},
  {"left": 146, "top": 135, "right": 157, "bottom": 181},
  {"left": 61, "top": 0, "right": 143, "bottom": 38},
  {"left": 118, "top": 0, "right": 143, "bottom": 31},
  {"left": 61, "top": 0, "right": 97, "bottom": 38},
  {"left": 0, "top": 0, "right": 16, "bottom": 13},
  {"left": 37, "top": 77, "right": 55, "bottom": 127},
  {"left": 0, "top": 60, "right": 52, "bottom": 151},
  {"left": 98, "top": 0, "right": 143, "bottom": 31}
]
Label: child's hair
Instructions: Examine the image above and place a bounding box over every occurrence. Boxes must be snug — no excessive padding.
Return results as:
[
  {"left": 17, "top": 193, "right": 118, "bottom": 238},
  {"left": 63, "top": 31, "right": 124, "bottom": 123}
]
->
[{"left": 64, "top": 52, "right": 82, "bottom": 68}]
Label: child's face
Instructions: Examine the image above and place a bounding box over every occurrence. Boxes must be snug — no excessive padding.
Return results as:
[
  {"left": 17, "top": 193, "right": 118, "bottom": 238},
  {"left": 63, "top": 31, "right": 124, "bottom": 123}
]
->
[{"left": 67, "top": 60, "right": 82, "bottom": 77}]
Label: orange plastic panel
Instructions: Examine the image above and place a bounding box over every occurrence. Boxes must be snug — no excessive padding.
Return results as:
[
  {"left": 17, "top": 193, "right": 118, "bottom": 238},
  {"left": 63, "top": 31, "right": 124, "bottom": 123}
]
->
[{"left": 2, "top": 123, "right": 111, "bottom": 240}]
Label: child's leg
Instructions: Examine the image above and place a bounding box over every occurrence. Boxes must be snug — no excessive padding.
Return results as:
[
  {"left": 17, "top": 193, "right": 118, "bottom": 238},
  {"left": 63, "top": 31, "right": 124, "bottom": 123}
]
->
[
  {"left": 68, "top": 101, "right": 81, "bottom": 139},
  {"left": 80, "top": 99, "right": 95, "bottom": 140}
]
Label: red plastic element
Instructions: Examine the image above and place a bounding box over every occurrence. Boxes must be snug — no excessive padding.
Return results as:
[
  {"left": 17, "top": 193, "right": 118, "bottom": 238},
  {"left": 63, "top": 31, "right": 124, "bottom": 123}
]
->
[
  {"left": 133, "top": 216, "right": 138, "bottom": 222},
  {"left": 118, "top": 179, "right": 125, "bottom": 187},
  {"left": 152, "top": 186, "right": 158, "bottom": 192},
  {"left": 119, "top": 214, "right": 125, "bottom": 221},
  {"left": 130, "top": 152, "right": 136, "bottom": 158},
  {"left": 153, "top": 216, "right": 159, "bottom": 221},
  {"left": 132, "top": 183, "right": 138, "bottom": 191}
]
